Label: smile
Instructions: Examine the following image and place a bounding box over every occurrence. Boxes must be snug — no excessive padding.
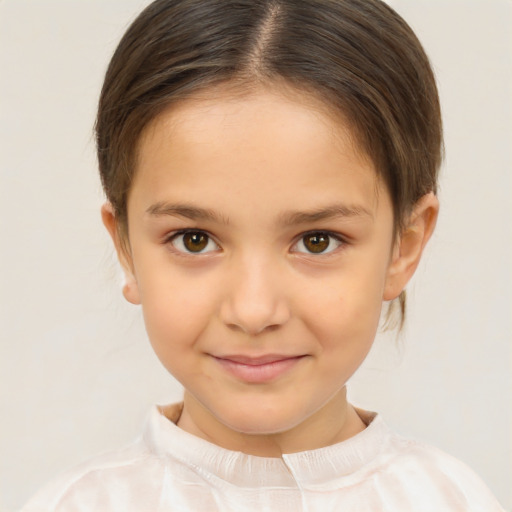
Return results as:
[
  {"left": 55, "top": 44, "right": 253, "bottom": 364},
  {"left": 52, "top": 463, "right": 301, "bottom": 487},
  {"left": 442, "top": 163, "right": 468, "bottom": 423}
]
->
[{"left": 213, "top": 355, "right": 306, "bottom": 384}]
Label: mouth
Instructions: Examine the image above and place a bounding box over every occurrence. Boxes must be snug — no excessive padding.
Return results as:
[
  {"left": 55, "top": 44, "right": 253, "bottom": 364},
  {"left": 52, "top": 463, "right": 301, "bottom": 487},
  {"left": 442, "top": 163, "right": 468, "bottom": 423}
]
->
[{"left": 212, "top": 354, "right": 306, "bottom": 383}]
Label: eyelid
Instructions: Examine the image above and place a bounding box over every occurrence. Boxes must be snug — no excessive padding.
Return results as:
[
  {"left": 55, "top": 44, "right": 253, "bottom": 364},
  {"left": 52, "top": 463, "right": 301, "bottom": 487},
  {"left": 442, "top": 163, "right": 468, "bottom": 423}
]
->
[
  {"left": 165, "top": 229, "right": 221, "bottom": 255},
  {"left": 291, "top": 230, "right": 346, "bottom": 255},
  {"left": 163, "top": 228, "right": 346, "bottom": 256}
]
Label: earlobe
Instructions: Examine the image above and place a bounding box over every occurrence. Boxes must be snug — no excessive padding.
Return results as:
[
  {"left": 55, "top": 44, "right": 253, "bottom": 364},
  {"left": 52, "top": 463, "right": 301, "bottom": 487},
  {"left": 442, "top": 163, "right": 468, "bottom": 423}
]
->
[
  {"left": 383, "top": 192, "right": 439, "bottom": 301},
  {"left": 121, "top": 275, "right": 141, "bottom": 305},
  {"left": 101, "top": 203, "right": 141, "bottom": 305}
]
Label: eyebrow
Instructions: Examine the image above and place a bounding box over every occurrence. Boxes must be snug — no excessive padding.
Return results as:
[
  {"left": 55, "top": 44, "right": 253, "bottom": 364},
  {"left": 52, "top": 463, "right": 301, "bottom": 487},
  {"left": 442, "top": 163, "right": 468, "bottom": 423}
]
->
[
  {"left": 278, "top": 203, "right": 373, "bottom": 225},
  {"left": 146, "top": 201, "right": 372, "bottom": 226},
  {"left": 146, "top": 202, "right": 230, "bottom": 224}
]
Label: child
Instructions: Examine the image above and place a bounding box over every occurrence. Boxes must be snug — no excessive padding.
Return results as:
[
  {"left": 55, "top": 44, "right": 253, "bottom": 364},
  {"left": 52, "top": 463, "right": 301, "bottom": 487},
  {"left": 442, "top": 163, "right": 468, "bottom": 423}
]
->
[{"left": 22, "top": 0, "right": 505, "bottom": 510}]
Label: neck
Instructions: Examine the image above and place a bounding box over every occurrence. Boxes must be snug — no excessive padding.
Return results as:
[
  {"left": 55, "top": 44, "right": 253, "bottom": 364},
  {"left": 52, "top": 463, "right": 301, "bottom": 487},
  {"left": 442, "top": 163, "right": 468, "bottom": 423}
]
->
[{"left": 175, "top": 388, "right": 367, "bottom": 457}]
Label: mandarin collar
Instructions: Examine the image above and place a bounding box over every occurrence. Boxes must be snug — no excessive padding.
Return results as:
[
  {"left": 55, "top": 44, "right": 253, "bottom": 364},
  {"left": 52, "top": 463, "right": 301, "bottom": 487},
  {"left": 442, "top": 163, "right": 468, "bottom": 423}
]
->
[{"left": 143, "top": 402, "right": 391, "bottom": 489}]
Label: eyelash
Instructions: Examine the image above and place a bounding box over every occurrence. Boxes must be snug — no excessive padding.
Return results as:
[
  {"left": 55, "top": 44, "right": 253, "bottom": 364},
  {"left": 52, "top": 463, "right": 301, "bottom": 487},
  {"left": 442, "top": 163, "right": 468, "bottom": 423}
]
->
[
  {"left": 165, "top": 230, "right": 220, "bottom": 255},
  {"left": 292, "top": 231, "right": 346, "bottom": 256},
  {"left": 164, "top": 229, "right": 346, "bottom": 256}
]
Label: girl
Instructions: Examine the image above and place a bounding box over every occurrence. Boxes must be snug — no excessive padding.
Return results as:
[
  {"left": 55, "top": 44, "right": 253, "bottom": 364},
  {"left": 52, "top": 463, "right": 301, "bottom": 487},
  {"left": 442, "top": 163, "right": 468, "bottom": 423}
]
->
[{"left": 21, "top": 0, "right": 506, "bottom": 510}]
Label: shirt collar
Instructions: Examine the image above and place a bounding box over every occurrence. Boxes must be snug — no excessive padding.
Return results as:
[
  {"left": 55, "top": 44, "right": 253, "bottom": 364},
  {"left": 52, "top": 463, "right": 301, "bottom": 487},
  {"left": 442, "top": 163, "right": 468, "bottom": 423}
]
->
[{"left": 143, "top": 402, "right": 391, "bottom": 489}]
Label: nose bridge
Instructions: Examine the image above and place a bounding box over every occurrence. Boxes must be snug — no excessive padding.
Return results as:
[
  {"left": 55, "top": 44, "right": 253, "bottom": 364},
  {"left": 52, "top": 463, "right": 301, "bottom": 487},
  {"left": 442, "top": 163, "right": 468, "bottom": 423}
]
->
[{"left": 221, "top": 249, "right": 290, "bottom": 335}]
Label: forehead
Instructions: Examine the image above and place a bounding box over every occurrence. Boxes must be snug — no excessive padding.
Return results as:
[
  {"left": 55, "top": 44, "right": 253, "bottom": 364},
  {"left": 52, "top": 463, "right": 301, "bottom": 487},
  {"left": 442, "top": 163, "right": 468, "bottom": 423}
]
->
[
  {"left": 137, "top": 82, "right": 371, "bottom": 170},
  {"left": 130, "top": 86, "right": 386, "bottom": 222}
]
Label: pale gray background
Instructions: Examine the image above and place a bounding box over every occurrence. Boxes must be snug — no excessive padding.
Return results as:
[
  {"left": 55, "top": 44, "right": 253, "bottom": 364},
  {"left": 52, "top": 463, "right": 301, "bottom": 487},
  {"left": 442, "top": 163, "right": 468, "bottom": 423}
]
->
[{"left": 1, "top": 1, "right": 511, "bottom": 511}]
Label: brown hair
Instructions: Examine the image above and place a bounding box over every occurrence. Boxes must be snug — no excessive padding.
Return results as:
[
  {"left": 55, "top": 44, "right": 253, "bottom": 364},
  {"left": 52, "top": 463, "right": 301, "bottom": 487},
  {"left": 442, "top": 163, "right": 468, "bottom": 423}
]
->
[{"left": 96, "top": 0, "right": 443, "bottom": 324}]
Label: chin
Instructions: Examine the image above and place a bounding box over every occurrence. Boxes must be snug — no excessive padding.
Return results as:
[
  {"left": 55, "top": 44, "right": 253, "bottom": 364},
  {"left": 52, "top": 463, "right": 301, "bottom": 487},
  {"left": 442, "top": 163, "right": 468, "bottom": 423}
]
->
[{"left": 215, "top": 401, "right": 307, "bottom": 436}]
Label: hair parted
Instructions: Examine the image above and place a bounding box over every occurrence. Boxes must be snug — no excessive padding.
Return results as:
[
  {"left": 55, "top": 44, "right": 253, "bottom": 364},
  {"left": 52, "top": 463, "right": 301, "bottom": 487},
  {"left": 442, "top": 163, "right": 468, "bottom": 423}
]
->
[{"left": 96, "top": 0, "right": 443, "bottom": 325}]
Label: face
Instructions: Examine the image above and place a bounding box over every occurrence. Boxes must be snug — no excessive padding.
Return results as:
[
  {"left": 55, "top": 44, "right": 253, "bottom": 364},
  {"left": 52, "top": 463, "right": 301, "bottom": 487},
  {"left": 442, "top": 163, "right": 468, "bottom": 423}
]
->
[{"left": 109, "top": 86, "right": 409, "bottom": 447}]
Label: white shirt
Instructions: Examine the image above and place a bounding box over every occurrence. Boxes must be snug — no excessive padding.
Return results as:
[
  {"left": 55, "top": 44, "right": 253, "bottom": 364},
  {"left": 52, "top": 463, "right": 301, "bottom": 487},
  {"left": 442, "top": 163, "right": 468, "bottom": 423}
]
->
[{"left": 23, "top": 403, "right": 504, "bottom": 512}]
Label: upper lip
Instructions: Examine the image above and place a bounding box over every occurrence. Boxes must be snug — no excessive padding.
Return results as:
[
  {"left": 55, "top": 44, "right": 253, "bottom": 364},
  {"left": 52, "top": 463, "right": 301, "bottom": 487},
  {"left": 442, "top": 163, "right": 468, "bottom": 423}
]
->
[{"left": 214, "top": 354, "right": 305, "bottom": 366}]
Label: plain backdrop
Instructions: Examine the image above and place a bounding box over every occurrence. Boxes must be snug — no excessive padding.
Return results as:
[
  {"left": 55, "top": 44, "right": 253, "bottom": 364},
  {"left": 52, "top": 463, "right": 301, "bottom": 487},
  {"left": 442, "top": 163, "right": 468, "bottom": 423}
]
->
[{"left": 1, "top": 1, "right": 511, "bottom": 511}]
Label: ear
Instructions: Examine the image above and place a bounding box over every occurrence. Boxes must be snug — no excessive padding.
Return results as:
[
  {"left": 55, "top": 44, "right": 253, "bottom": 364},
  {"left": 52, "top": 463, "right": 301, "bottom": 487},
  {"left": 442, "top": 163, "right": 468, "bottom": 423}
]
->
[
  {"left": 383, "top": 192, "right": 439, "bottom": 301},
  {"left": 101, "top": 203, "right": 141, "bottom": 305}
]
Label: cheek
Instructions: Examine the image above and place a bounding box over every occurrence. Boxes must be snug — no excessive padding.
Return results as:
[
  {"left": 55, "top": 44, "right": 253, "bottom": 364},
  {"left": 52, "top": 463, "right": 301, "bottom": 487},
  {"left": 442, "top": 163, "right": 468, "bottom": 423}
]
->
[
  {"left": 136, "top": 267, "right": 219, "bottom": 357},
  {"left": 301, "top": 261, "right": 387, "bottom": 348}
]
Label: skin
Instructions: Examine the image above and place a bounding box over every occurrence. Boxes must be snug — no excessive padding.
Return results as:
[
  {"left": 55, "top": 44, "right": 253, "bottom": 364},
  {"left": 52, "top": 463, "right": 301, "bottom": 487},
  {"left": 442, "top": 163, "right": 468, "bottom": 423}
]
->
[{"left": 102, "top": 85, "right": 438, "bottom": 457}]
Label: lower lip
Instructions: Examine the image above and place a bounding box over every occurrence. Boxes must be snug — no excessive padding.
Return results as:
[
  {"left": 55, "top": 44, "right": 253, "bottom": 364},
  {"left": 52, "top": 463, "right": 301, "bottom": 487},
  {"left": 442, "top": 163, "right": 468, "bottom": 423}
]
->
[{"left": 214, "top": 356, "right": 305, "bottom": 384}]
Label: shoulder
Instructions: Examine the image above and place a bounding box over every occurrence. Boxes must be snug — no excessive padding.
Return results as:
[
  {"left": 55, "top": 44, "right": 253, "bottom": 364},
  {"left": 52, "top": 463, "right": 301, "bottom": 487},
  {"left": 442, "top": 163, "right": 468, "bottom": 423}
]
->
[
  {"left": 21, "top": 437, "right": 159, "bottom": 512},
  {"left": 374, "top": 427, "right": 505, "bottom": 511}
]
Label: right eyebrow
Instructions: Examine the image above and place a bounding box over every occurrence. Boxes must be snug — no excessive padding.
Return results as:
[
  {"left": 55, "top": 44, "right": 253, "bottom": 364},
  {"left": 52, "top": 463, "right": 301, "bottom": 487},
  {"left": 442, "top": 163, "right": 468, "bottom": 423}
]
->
[{"left": 145, "top": 201, "right": 230, "bottom": 224}]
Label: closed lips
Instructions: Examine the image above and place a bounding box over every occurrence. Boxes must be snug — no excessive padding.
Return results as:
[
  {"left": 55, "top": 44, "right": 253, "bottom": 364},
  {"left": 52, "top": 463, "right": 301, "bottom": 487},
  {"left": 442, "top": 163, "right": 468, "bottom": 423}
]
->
[{"left": 214, "top": 355, "right": 305, "bottom": 365}]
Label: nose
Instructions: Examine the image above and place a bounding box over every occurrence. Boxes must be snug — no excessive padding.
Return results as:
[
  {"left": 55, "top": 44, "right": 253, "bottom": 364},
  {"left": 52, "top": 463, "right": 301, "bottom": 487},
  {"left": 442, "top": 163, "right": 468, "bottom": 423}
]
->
[{"left": 219, "top": 254, "right": 291, "bottom": 336}]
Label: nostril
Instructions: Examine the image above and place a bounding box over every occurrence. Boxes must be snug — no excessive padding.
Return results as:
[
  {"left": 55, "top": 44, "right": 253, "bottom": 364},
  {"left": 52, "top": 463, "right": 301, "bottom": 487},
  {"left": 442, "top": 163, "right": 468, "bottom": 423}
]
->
[
  {"left": 218, "top": 270, "right": 292, "bottom": 334},
  {"left": 225, "top": 321, "right": 281, "bottom": 336}
]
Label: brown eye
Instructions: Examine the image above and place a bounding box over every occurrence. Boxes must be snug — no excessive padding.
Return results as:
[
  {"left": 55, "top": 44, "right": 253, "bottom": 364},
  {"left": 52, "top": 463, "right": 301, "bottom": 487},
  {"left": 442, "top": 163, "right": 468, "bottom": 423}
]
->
[
  {"left": 171, "top": 231, "right": 219, "bottom": 254},
  {"left": 183, "top": 232, "right": 208, "bottom": 252},
  {"left": 293, "top": 232, "right": 343, "bottom": 255},
  {"left": 303, "top": 233, "right": 330, "bottom": 253}
]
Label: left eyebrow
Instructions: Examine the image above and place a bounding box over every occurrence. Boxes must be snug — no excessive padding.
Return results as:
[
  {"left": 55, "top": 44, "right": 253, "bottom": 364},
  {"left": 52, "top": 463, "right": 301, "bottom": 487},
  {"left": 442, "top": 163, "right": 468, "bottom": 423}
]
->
[{"left": 278, "top": 203, "right": 373, "bottom": 226}]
